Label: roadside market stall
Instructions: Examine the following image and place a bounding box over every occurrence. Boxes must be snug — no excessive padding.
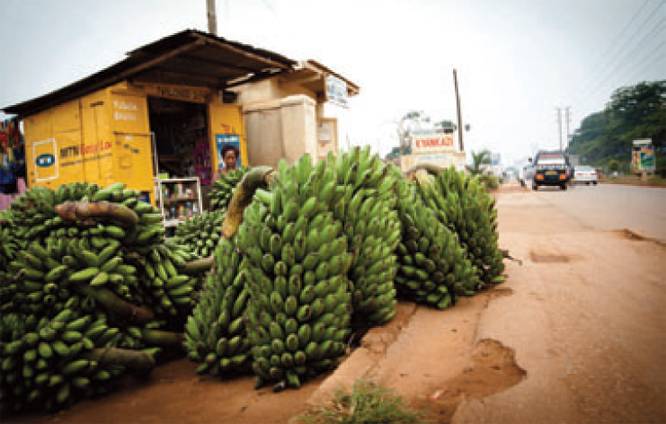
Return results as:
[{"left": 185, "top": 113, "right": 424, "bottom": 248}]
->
[{"left": 2, "top": 30, "right": 295, "bottom": 221}]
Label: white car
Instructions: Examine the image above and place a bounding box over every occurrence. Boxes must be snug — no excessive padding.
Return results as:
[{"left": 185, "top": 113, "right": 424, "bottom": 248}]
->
[{"left": 574, "top": 166, "right": 598, "bottom": 185}]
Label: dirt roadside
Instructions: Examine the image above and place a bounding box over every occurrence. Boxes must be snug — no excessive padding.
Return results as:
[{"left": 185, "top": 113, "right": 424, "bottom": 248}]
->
[
  {"left": 450, "top": 187, "right": 666, "bottom": 424},
  {"left": 8, "top": 186, "right": 665, "bottom": 424}
]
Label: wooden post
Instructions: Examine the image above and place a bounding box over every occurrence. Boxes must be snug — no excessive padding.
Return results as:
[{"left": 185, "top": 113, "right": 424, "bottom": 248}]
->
[
  {"left": 207, "top": 0, "right": 217, "bottom": 35},
  {"left": 453, "top": 69, "right": 464, "bottom": 152}
]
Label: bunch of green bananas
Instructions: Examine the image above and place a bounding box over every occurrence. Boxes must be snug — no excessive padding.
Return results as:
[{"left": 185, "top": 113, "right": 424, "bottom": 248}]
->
[
  {"left": 238, "top": 156, "right": 353, "bottom": 391},
  {"left": 3, "top": 236, "right": 135, "bottom": 316},
  {"left": 0, "top": 307, "right": 156, "bottom": 413},
  {"left": 208, "top": 167, "right": 247, "bottom": 211},
  {"left": 0, "top": 211, "right": 20, "bottom": 269},
  {"left": 9, "top": 185, "right": 81, "bottom": 241},
  {"left": 4, "top": 182, "right": 197, "bottom": 315},
  {"left": 416, "top": 168, "right": 505, "bottom": 289},
  {"left": 327, "top": 147, "right": 400, "bottom": 325},
  {"left": 184, "top": 237, "right": 251, "bottom": 377},
  {"left": 123, "top": 242, "right": 199, "bottom": 318},
  {"left": 394, "top": 179, "right": 480, "bottom": 307},
  {"left": 0, "top": 182, "right": 204, "bottom": 413},
  {"left": 174, "top": 210, "right": 224, "bottom": 258}
]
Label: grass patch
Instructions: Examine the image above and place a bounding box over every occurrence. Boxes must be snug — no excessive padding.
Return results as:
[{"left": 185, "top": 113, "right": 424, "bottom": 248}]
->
[
  {"left": 297, "top": 380, "right": 424, "bottom": 424},
  {"left": 600, "top": 175, "right": 666, "bottom": 187}
]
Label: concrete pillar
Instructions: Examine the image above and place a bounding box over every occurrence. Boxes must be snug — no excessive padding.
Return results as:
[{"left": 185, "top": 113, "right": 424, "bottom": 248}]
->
[{"left": 280, "top": 95, "right": 317, "bottom": 162}]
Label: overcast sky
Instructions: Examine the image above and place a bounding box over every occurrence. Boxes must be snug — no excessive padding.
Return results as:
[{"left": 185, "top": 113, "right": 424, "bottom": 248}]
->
[{"left": 1, "top": 0, "right": 664, "bottom": 164}]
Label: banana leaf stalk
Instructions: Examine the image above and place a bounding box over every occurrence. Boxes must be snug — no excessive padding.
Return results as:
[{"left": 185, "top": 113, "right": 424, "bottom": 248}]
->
[
  {"left": 182, "top": 256, "right": 215, "bottom": 274},
  {"left": 141, "top": 329, "right": 184, "bottom": 348},
  {"left": 54, "top": 201, "right": 139, "bottom": 227},
  {"left": 76, "top": 285, "right": 155, "bottom": 324},
  {"left": 85, "top": 347, "right": 155, "bottom": 373},
  {"left": 222, "top": 166, "right": 273, "bottom": 239}
]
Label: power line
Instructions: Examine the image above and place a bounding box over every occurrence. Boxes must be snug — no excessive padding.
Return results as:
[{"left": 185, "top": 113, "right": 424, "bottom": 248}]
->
[
  {"left": 623, "top": 44, "right": 666, "bottom": 81},
  {"left": 569, "top": 0, "right": 652, "bottom": 98},
  {"left": 577, "top": 37, "right": 666, "bottom": 114},
  {"left": 573, "top": 0, "right": 665, "bottom": 104},
  {"left": 582, "top": 17, "right": 665, "bottom": 101},
  {"left": 573, "top": 18, "right": 666, "bottom": 117}
]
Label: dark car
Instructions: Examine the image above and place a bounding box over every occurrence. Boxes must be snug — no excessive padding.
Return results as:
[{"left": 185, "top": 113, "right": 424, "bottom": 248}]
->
[{"left": 530, "top": 150, "right": 571, "bottom": 190}]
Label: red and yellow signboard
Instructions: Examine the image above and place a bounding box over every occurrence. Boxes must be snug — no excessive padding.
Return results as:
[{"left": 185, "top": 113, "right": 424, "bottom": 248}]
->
[{"left": 411, "top": 132, "right": 455, "bottom": 154}]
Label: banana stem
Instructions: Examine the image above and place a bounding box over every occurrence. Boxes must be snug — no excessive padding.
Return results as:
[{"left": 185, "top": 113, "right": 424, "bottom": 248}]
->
[
  {"left": 405, "top": 163, "right": 446, "bottom": 178},
  {"left": 413, "top": 169, "right": 435, "bottom": 187},
  {"left": 54, "top": 201, "right": 139, "bottom": 227},
  {"left": 85, "top": 347, "right": 155, "bottom": 373},
  {"left": 76, "top": 285, "right": 155, "bottom": 324},
  {"left": 222, "top": 166, "right": 274, "bottom": 239},
  {"left": 141, "top": 329, "right": 184, "bottom": 348},
  {"left": 182, "top": 256, "right": 214, "bottom": 274}
]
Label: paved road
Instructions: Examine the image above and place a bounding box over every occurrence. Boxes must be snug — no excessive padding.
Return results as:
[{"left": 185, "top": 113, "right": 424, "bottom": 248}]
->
[{"left": 532, "top": 183, "right": 666, "bottom": 241}]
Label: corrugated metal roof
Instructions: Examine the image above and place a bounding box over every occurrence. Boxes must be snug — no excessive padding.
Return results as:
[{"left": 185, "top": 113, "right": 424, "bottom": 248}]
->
[{"left": 4, "top": 29, "right": 297, "bottom": 117}]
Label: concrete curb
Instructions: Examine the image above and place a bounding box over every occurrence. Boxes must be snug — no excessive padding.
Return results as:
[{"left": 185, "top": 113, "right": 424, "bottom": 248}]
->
[{"left": 304, "top": 302, "right": 418, "bottom": 407}]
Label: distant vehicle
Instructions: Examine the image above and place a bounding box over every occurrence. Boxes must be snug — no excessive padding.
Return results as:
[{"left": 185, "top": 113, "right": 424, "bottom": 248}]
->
[
  {"left": 573, "top": 165, "right": 598, "bottom": 185},
  {"left": 519, "top": 164, "right": 534, "bottom": 187},
  {"left": 530, "top": 150, "right": 572, "bottom": 191}
]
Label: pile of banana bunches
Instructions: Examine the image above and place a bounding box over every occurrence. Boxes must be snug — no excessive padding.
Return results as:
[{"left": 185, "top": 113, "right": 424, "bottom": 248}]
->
[
  {"left": 0, "top": 147, "right": 506, "bottom": 413},
  {"left": 174, "top": 210, "right": 224, "bottom": 258},
  {"left": 0, "top": 182, "right": 208, "bottom": 414},
  {"left": 184, "top": 147, "right": 505, "bottom": 392},
  {"left": 208, "top": 167, "right": 247, "bottom": 212}
]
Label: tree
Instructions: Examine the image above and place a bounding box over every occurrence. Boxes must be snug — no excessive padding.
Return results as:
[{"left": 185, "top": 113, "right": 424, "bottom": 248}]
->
[
  {"left": 466, "top": 150, "right": 491, "bottom": 176},
  {"left": 568, "top": 80, "right": 666, "bottom": 166},
  {"left": 385, "top": 146, "right": 401, "bottom": 161},
  {"left": 397, "top": 111, "right": 429, "bottom": 154},
  {"left": 434, "top": 120, "right": 457, "bottom": 133}
]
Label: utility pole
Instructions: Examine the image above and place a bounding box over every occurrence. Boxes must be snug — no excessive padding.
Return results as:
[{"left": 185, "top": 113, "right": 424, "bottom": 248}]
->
[
  {"left": 564, "top": 106, "right": 571, "bottom": 149},
  {"left": 207, "top": 0, "right": 218, "bottom": 35},
  {"left": 453, "top": 69, "right": 464, "bottom": 152},
  {"left": 555, "top": 107, "right": 563, "bottom": 150}
]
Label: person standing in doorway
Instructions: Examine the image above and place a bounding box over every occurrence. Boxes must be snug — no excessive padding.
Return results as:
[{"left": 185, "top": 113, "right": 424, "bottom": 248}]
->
[{"left": 213, "top": 144, "right": 239, "bottom": 181}]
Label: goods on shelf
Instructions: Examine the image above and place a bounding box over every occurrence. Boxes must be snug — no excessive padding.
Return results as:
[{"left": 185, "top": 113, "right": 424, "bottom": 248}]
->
[{"left": 156, "top": 178, "right": 203, "bottom": 227}]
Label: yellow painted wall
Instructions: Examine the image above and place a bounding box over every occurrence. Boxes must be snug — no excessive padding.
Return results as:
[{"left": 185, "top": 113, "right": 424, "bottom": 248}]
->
[
  {"left": 80, "top": 89, "right": 113, "bottom": 187},
  {"left": 208, "top": 97, "right": 247, "bottom": 170},
  {"left": 109, "top": 82, "right": 154, "bottom": 194},
  {"left": 22, "top": 80, "right": 245, "bottom": 201}
]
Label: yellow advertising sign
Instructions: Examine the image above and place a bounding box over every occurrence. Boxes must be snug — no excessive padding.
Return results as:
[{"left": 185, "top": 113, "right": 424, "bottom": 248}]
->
[{"left": 32, "top": 138, "right": 59, "bottom": 182}]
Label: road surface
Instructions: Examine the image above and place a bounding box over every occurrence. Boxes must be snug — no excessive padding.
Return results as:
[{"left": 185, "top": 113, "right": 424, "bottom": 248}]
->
[{"left": 532, "top": 183, "right": 666, "bottom": 241}]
